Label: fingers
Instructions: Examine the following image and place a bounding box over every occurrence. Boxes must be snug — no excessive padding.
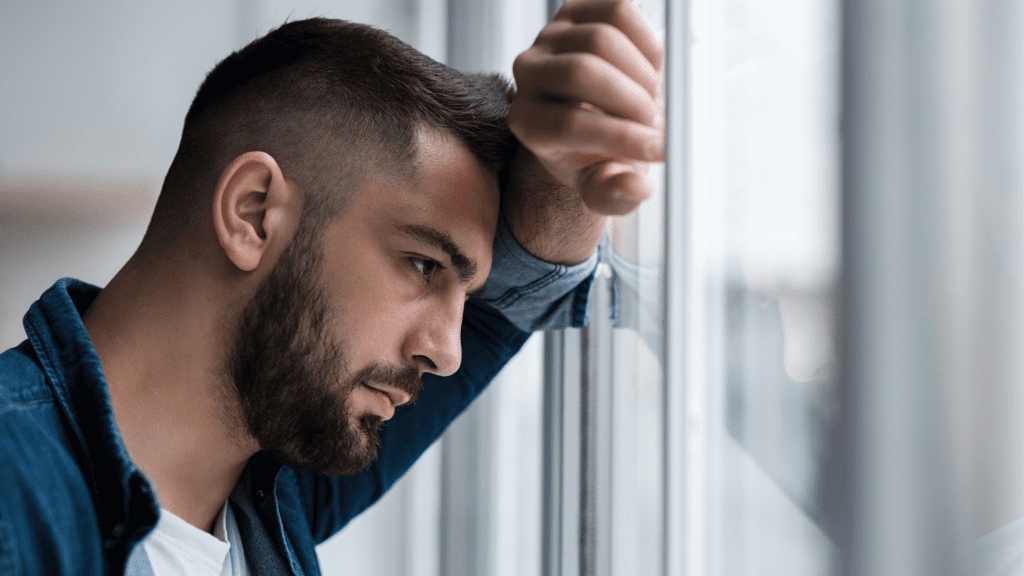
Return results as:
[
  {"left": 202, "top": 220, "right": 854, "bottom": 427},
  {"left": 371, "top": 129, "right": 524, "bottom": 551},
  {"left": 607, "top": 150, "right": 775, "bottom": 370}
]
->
[
  {"left": 535, "top": 21, "right": 659, "bottom": 97},
  {"left": 508, "top": 0, "right": 665, "bottom": 219},
  {"left": 516, "top": 51, "right": 657, "bottom": 125},
  {"left": 554, "top": 0, "right": 662, "bottom": 71},
  {"left": 509, "top": 99, "right": 664, "bottom": 163},
  {"left": 515, "top": 0, "right": 664, "bottom": 128}
]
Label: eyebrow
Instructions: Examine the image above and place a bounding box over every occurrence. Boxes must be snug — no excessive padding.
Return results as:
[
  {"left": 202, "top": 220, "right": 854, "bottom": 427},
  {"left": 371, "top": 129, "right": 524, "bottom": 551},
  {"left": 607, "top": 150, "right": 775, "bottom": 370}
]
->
[{"left": 396, "top": 223, "right": 479, "bottom": 284}]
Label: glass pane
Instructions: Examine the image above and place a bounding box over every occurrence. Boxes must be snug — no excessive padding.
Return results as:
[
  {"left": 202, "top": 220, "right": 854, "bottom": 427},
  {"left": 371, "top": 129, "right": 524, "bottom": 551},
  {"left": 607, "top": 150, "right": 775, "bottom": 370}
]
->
[
  {"left": 689, "top": 0, "right": 841, "bottom": 572},
  {"left": 841, "top": 1, "right": 1024, "bottom": 573}
]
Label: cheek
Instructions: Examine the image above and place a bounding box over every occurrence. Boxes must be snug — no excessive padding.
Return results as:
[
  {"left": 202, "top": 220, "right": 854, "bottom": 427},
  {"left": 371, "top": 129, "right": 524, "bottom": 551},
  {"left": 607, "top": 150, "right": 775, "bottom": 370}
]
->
[
  {"left": 321, "top": 231, "right": 428, "bottom": 364},
  {"left": 336, "top": 283, "right": 423, "bottom": 362}
]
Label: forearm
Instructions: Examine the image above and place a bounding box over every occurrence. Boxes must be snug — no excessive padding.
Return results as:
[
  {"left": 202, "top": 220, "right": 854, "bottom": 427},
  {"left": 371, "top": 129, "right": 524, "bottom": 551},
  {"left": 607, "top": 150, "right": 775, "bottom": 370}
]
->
[{"left": 502, "top": 146, "right": 607, "bottom": 266}]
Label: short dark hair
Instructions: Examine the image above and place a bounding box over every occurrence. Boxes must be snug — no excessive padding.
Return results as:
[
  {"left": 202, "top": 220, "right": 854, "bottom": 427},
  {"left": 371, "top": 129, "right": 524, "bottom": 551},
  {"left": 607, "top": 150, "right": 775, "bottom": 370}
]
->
[{"left": 141, "top": 18, "right": 516, "bottom": 250}]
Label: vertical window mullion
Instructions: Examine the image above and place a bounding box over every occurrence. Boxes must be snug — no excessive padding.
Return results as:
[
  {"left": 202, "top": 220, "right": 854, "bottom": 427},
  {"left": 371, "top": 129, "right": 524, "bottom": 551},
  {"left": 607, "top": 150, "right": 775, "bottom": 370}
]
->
[{"left": 663, "top": 0, "right": 693, "bottom": 574}]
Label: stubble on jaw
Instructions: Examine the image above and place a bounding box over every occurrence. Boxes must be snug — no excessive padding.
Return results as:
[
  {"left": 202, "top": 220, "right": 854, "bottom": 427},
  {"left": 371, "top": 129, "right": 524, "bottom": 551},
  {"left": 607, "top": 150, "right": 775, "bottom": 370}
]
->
[
  {"left": 222, "top": 224, "right": 382, "bottom": 477},
  {"left": 219, "top": 220, "right": 425, "bottom": 477}
]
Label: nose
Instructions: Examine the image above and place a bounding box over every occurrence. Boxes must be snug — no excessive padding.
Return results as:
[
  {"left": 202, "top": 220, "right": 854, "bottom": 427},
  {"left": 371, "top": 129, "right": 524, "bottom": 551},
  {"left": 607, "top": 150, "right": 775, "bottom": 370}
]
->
[{"left": 405, "top": 297, "right": 464, "bottom": 378}]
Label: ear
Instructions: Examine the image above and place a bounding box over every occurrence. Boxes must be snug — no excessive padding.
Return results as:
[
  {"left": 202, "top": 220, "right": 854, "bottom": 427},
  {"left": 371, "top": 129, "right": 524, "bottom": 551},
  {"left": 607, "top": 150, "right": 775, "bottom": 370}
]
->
[{"left": 212, "top": 151, "right": 299, "bottom": 272}]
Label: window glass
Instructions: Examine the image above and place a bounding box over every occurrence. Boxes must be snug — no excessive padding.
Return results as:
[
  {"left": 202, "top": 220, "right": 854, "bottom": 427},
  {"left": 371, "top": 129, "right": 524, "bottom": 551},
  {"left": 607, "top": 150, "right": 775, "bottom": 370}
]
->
[{"left": 689, "top": 0, "right": 841, "bottom": 572}]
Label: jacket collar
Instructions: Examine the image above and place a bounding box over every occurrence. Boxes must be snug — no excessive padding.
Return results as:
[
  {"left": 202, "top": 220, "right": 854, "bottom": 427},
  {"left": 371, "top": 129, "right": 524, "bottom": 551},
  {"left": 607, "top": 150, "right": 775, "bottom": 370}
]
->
[{"left": 22, "top": 278, "right": 159, "bottom": 552}]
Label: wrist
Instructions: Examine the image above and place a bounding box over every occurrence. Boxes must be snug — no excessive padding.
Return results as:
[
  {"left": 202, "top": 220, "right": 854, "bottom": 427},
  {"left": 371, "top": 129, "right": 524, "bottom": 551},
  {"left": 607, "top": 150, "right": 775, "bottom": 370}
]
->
[{"left": 502, "top": 147, "right": 607, "bottom": 266}]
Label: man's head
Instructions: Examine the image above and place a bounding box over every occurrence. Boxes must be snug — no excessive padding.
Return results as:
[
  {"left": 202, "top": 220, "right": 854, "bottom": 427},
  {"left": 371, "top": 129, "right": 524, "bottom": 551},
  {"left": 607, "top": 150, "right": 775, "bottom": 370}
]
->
[
  {"left": 224, "top": 130, "right": 501, "bottom": 476},
  {"left": 140, "top": 19, "right": 515, "bottom": 475},
  {"left": 143, "top": 17, "right": 515, "bottom": 247}
]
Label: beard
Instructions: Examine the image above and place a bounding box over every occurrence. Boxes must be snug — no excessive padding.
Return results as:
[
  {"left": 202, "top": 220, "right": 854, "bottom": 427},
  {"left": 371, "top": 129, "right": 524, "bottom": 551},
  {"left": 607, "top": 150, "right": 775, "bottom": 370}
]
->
[{"left": 225, "top": 225, "right": 421, "bottom": 476}]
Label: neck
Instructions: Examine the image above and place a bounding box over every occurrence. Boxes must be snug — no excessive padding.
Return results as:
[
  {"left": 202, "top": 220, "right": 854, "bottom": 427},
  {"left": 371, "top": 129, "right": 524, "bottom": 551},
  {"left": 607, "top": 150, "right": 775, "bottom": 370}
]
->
[{"left": 83, "top": 247, "right": 257, "bottom": 533}]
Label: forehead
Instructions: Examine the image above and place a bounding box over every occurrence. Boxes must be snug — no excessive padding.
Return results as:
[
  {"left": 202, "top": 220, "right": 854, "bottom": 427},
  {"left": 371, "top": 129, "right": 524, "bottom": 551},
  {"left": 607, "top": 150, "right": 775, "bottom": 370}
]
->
[
  {"left": 410, "top": 128, "right": 500, "bottom": 226},
  {"left": 355, "top": 128, "right": 501, "bottom": 241}
]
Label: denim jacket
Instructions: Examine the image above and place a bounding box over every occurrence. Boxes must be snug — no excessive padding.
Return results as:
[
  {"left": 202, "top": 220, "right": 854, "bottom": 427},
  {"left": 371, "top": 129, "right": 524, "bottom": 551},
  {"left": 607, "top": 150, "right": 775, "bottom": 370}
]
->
[{"left": 0, "top": 216, "right": 597, "bottom": 576}]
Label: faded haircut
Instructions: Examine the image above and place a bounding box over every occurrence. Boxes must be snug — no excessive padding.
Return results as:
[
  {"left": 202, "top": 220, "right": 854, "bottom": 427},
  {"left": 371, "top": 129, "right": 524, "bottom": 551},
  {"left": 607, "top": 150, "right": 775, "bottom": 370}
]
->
[{"left": 140, "top": 17, "right": 516, "bottom": 251}]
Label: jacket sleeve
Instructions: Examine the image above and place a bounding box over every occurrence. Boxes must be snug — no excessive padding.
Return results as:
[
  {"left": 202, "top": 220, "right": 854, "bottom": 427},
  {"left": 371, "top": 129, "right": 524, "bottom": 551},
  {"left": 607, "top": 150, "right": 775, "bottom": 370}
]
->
[
  {"left": 290, "top": 220, "right": 599, "bottom": 544},
  {"left": 475, "top": 213, "right": 599, "bottom": 332}
]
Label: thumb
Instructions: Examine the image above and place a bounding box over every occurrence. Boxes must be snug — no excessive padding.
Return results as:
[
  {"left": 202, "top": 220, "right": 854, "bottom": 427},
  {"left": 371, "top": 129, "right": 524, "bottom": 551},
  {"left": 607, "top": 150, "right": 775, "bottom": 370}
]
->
[{"left": 578, "top": 162, "right": 654, "bottom": 216}]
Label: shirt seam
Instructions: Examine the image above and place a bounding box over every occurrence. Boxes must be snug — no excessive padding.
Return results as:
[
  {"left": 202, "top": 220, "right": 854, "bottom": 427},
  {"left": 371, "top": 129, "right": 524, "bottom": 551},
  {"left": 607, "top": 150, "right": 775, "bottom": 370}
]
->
[{"left": 490, "top": 266, "right": 568, "bottom": 308}]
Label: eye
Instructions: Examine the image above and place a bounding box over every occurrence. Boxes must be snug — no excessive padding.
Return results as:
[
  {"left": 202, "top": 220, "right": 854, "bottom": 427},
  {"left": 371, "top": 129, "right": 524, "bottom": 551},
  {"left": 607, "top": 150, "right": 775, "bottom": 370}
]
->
[{"left": 410, "top": 257, "right": 441, "bottom": 281}]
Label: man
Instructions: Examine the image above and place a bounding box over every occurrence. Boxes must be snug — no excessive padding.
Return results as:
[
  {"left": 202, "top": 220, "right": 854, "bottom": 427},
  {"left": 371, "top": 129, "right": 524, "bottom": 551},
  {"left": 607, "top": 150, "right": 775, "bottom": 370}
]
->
[{"left": 0, "top": 0, "right": 663, "bottom": 574}]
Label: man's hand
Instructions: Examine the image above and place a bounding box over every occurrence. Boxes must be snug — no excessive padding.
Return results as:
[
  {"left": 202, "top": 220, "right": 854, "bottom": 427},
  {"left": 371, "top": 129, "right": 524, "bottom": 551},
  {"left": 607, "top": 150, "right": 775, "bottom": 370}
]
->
[{"left": 505, "top": 0, "right": 664, "bottom": 265}]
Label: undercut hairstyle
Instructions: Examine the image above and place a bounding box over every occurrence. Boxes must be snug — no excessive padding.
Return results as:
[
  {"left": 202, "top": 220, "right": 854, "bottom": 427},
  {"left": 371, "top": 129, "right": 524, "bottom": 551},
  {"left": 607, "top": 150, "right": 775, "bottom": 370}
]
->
[{"left": 140, "top": 18, "right": 517, "bottom": 251}]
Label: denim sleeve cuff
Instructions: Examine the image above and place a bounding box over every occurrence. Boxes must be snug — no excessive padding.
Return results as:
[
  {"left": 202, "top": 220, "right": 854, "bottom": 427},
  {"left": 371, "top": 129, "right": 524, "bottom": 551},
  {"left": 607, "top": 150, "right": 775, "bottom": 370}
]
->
[{"left": 477, "top": 213, "right": 600, "bottom": 332}]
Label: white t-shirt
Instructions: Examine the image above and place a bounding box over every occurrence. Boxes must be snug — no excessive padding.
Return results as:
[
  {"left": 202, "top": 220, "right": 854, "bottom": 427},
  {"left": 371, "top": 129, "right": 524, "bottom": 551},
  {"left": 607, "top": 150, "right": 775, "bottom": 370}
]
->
[{"left": 126, "top": 502, "right": 249, "bottom": 576}]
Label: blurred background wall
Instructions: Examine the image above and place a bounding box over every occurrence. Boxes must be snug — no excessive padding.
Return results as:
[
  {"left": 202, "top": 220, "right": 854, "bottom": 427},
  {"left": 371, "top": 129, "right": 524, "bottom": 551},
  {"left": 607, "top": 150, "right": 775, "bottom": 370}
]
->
[{"left": 0, "top": 0, "right": 449, "bottom": 348}]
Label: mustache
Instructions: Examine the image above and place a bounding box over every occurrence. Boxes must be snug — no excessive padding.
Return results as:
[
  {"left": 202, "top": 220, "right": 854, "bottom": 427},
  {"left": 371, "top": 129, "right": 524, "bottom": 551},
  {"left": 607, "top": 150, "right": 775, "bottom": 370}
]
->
[{"left": 352, "top": 362, "right": 422, "bottom": 404}]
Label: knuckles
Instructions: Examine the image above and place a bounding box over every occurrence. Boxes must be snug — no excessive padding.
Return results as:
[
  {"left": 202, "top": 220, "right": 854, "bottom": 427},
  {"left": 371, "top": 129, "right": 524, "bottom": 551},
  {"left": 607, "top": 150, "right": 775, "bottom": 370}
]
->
[
  {"left": 605, "top": 0, "right": 635, "bottom": 32},
  {"left": 559, "top": 53, "right": 602, "bottom": 93},
  {"left": 583, "top": 22, "right": 621, "bottom": 58},
  {"left": 511, "top": 51, "right": 534, "bottom": 86},
  {"left": 508, "top": 100, "right": 569, "bottom": 150}
]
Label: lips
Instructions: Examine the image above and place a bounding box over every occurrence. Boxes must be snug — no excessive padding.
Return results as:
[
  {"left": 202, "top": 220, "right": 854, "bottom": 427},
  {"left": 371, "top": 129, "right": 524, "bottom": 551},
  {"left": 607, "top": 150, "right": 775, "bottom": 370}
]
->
[
  {"left": 359, "top": 381, "right": 416, "bottom": 421},
  {"left": 360, "top": 384, "right": 395, "bottom": 420},
  {"left": 363, "top": 381, "right": 413, "bottom": 408}
]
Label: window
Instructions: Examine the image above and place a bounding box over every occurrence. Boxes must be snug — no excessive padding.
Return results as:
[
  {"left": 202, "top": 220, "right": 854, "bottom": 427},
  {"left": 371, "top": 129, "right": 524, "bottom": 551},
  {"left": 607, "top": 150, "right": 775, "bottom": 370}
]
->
[{"left": 3, "top": 1, "right": 1019, "bottom": 574}]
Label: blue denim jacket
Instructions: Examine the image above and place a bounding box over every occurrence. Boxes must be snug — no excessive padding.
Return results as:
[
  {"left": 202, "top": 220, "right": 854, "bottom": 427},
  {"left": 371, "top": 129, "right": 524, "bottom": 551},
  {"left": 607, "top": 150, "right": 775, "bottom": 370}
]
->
[{"left": 0, "top": 217, "right": 597, "bottom": 576}]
